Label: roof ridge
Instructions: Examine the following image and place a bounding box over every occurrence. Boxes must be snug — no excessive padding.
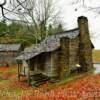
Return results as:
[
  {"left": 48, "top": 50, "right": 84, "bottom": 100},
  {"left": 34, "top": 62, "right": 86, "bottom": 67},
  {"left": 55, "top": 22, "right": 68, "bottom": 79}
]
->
[{"left": 50, "top": 28, "right": 79, "bottom": 36}]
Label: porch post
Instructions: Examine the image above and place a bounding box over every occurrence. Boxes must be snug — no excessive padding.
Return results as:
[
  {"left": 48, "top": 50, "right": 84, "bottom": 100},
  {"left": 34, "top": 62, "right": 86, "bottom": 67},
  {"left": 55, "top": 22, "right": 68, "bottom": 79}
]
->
[
  {"left": 27, "top": 60, "right": 31, "bottom": 85},
  {"left": 34, "top": 57, "right": 38, "bottom": 71},
  {"left": 17, "top": 60, "right": 20, "bottom": 81}
]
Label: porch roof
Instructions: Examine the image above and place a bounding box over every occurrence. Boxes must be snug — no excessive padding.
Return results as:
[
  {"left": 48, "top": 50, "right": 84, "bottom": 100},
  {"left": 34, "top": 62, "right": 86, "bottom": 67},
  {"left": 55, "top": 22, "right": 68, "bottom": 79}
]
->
[{"left": 16, "top": 43, "right": 60, "bottom": 60}]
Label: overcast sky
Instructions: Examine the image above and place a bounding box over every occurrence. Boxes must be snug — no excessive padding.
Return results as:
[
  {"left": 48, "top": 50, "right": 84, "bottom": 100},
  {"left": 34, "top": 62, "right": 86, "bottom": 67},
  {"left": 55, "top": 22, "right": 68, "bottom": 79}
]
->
[
  {"left": 57, "top": 0, "right": 100, "bottom": 49},
  {"left": 0, "top": 0, "right": 100, "bottom": 49}
]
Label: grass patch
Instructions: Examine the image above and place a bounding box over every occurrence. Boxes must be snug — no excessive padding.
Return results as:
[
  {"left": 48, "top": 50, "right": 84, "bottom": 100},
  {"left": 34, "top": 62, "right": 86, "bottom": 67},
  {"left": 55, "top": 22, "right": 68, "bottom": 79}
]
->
[
  {"left": 93, "top": 50, "right": 100, "bottom": 63},
  {"left": 55, "top": 70, "right": 94, "bottom": 86},
  {"left": 7, "top": 67, "right": 17, "bottom": 74}
]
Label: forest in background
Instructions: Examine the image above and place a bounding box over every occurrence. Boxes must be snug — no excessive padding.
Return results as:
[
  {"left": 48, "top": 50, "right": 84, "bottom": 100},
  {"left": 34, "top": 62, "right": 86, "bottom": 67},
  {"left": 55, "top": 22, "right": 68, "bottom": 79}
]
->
[
  {"left": 0, "top": 0, "right": 65, "bottom": 47},
  {"left": 0, "top": 20, "right": 64, "bottom": 47}
]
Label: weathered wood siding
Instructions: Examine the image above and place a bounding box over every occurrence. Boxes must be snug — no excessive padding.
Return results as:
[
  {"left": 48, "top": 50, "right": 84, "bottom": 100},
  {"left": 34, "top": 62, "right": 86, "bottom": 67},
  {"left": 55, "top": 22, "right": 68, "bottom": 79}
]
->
[
  {"left": 44, "top": 53, "right": 52, "bottom": 76},
  {"left": 29, "top": 53, "right": 52, "bottom": 77},
  {"left": 0, "top": 51, "right": 18, "bottom": 66},
  {"left": 30, "top": 57, "right": 37, "bottom": 71},
  {"left": 37, "top": 53, "right": 52, "bottom": 76},
  {"left": 51, "top": 49, "right": 61, "bottom": 79}
]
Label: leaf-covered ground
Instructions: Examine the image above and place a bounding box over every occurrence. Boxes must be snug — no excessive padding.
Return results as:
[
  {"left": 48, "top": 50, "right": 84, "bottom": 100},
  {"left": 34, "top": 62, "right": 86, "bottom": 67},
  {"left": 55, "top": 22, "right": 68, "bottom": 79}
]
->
[{"left": 0, "top": 66, "right": 100, "bottom": 100}]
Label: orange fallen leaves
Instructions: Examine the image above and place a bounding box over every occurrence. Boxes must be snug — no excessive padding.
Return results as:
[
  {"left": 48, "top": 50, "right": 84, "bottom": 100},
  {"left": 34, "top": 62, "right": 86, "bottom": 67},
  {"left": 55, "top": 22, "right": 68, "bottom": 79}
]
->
[
  {"left": 0, "top": 66, "right": 100, "bottom": 100},
  {"left": 19, "top": 74, "right": 100, "bottom": 100},
  {"left": 0, "top": 67, "right": 8, "bottom": 72}
]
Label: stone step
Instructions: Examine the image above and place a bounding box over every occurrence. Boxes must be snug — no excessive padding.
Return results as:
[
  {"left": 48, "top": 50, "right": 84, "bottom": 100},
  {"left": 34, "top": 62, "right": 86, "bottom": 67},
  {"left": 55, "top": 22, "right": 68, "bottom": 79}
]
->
[{"left": 30, "top": 73, "right": 50, "bottom": 86}]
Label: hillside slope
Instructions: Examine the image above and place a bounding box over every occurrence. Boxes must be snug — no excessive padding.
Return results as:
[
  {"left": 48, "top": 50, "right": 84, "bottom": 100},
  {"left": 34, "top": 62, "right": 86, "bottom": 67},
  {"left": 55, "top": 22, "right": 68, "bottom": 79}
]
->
[{"left": 92, "top": 50, "right": 100, "bottom": 63}]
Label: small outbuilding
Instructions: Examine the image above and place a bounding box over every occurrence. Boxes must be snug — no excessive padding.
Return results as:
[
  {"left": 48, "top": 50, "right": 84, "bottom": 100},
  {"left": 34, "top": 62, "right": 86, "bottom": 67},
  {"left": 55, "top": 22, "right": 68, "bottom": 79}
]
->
[
  {"left": 16, "top": 16, "right": 94, "bottom": 85},
  {"left": 0, "top": 44, "right": 22, "bottom": 67}
]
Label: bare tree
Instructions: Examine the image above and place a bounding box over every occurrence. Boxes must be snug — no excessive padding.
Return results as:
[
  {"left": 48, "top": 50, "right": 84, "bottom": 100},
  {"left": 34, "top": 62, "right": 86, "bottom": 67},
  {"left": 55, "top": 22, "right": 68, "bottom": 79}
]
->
[
  {"left": 0, "top": 0, "right": 61, "bottom": 43},
  {"left": 71, "top": 0, "right": 100, "bottom": 14}
]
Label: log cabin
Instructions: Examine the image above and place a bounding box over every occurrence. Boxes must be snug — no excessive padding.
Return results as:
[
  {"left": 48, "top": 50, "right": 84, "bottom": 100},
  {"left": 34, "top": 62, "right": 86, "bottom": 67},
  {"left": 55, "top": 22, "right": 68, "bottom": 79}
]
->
[{"left": 16, "top": 16, "right": 94, "bottom": 85}]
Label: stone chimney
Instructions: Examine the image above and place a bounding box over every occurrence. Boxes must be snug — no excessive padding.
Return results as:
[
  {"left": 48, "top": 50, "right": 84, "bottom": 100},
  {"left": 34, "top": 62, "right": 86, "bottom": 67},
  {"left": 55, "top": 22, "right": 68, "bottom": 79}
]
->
[
  {"left": 78, "top": 16, "right": 90, "bottom": 42},
  {"left": 60, "top": 37, "right": 70, "bottom": 79},
  {"left": 78, "top": 16, "right": 93, "bottom": 71}
]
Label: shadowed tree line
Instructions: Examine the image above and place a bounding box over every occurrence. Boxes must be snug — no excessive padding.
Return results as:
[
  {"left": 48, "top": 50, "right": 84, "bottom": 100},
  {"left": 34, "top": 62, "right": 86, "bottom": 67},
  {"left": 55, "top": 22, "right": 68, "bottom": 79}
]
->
[{"left": 0, "top": 20, "right": 64, "bottom": 46}]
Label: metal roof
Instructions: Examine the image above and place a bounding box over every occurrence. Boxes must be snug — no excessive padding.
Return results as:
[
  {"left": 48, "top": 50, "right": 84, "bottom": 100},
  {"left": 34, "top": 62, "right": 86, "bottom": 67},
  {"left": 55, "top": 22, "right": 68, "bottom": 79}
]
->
[
  {"left": 16, "top": 28, "right": 79, "bottom": 60},
  {"left": 0, "top": 44, "right": 21, "bottom": 51}
]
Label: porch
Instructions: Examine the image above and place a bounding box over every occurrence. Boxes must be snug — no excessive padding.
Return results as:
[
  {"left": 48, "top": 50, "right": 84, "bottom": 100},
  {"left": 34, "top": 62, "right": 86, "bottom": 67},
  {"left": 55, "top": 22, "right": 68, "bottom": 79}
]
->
[
  {"left": 17, "top": 62, "right": 50, "bottom": 86},
  {"left": 17, "top": 52, "right": 51, "bottom": 86}
]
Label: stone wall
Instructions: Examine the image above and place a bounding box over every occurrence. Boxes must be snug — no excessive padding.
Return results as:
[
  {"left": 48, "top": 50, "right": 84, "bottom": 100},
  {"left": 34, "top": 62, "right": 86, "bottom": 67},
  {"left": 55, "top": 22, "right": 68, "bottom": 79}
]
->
[
  {"left": 59, "top": 37, "right": 70, "bottom": 79},
  {"left": 69, "top": 37, "right": 79, "bottom": 70}
]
